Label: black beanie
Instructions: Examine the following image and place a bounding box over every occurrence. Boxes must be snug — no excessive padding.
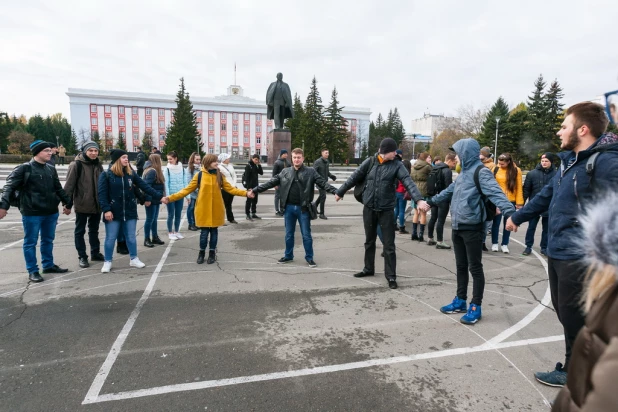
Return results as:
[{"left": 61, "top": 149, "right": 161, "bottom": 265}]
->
[
  {"left": 379, "top": 138, "right": 398, "bottom": 154},
  {"left": 110, "top": 149, "right": 128, "bottom": 164},
  {"left": 30, "top": 140, "right": 53, "bottom": 156},
  {"left": 541, "top": 152, "right": 556, "bottom": 163}
]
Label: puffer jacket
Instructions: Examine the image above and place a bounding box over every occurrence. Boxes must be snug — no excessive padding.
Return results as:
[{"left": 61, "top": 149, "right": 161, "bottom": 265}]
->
[
  {"left": 254, "top": 165, "right": 337, "bottom": 210},
  {"left": 429, "top": 139, "right": 515, "bottom": 231},
  {"left": 142, "top": 167, "right": 165, "bottom": 205},
  {"left": 337, "top": 154, "right": 423, "bottom": 211},
  {"left": 0, "top": 160, "right": 71, "bottom": 216},
  {"left": 165, "top": 163, "right": 186, "bottom": 197},
  {"left": 410, "top": 159, "right": 432, "bottom": 197},
  {"left": 98, "top": 169, "right": 162, "bottom": 222},
  {"left": 313, "top": 156, "right": 336, "bottom": 181},
  {"left": 63, "top": 154, "right": 104, "bottom": 214},
  {"left": 511, "top": 133, "right": 618, "bottom": 260},
  {"left": 523, "top": 163, "right": 556, "bottom": 218},
  {"left": 186, "top": 165, "right": 200, "bottom": 199},
  {"left": 218, "top": 163, "right": 237, "bottom": 188}
]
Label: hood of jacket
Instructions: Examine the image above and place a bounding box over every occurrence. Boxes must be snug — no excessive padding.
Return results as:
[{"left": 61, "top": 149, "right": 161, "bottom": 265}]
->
[
  {"left": 453, "top": 138, "right": 483, "bottom": 172},
  {"left": 413, "top": 159, "right": 430, "bottom": 171}
]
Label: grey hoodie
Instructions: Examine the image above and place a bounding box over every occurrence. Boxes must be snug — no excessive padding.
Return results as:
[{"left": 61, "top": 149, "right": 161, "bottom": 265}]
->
[{"left": 429, "top": 138, "right": 515, "bottom": 231}]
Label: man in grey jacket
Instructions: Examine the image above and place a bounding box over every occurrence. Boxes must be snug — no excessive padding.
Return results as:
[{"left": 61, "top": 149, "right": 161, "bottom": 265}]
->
[
  {"left": 335, "top": 138, "right": 427, "bottom": 290},
  {"left": 313, "top": 148, "right": 337, "bottom": 219},
  {"left": 428, "top": 138, "right": 515, "bottom": 324}
]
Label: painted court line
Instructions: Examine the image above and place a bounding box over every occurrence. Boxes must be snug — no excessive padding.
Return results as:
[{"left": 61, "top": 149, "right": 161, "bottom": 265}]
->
[{"left": 85, "top": 334, "right": 564, "bottom": 404}]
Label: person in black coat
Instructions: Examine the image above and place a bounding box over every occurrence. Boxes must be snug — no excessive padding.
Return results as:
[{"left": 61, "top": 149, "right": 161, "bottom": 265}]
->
[
  {"left": 522, "top": 152, "right": 557, "bottom": 256},
  {"left": 313, "top": 148, "right": 337, "bottom": 219},
  {"left": 272, "top": 149, "right": 290, "bottom": 216},
  {"left": 243, "top": 154, "right": 263, "bottom": 220}
]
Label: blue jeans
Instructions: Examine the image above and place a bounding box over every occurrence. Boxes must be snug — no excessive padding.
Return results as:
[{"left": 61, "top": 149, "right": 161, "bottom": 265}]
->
[
  {"left": 144, "top": 204, "right": 160, "bottom": 239},
  {"left": 22, "top": 213, "right": 59, "bottom": 274},
  {"left": 199, "top": 228, "right": 218, "bottom": 251},
  {"left": 491, "top": 213, "right": 511, "bottom": 246},
  {"left": 167, "top": 200, "right": 183, "bottom": 232},
  {"left": 104, "top": 219, "right": 137, "bottom": 261},
  {"left": 283, "top": 204, "right": 313, "bottom": 261},
  {"left": 187, "top": 198, "right": 196, "bottom": 226},
  {"left": 525, "top": 215, "right": 549, "bottom": 250},
  {"left": 394, "top": 192, "right": 407, "bottom": 227}
]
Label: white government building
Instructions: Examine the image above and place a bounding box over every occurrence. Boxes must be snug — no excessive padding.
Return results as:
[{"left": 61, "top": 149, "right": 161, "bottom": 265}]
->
[{"left": 67, "top": 85, "right": 371, "bottom": 159}]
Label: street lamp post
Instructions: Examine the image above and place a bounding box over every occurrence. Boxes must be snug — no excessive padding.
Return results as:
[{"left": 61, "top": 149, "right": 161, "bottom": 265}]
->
[
  {"left": 494, "top": 118, "right": 501, "bottom": 157},
  {"left": 412, "top": 134, "right": 419, "bottom": 159},
  {"left": 56, "top": 135, "right": 59, "bottom": 148}
]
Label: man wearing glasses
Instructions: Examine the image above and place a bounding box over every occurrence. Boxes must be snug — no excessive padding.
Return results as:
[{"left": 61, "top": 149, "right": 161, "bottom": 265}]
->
[{"left": 0, "top": 140, "right": 72, "bottom": 282}]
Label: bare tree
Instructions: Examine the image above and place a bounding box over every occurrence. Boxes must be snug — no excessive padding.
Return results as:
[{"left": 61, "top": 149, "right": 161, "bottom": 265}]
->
[{"left": 457, "top": 103, "right": 488, "bottom": 138}]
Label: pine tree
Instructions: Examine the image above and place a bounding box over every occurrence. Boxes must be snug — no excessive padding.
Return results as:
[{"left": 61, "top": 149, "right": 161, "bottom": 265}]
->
[
  {"left": 92, "top": 130, "right": 102, "bottom": 151},
  {"left": 286, "top": 93, "right": 304, "bottom": 150},
  {"left": 545, "top": 79, "right": 565, "bottom": 151},
  {"left": 165, "top": 77, "right": 200, "bottom": 161},
  {"left": 299, "top": 76, "right": 325, "bottom": 162},
  {"left": 68, "top": 129, "right": 78, "bottom": 154},
  {"left": 322, "top": 86, "right": 349, "bottom": 162},
  {"left": 390, "top": 108, "right": 405, "bottom": 144},
  {"left": 141, "top": 131, "right": 153, "bottom": 154},
  {"left": 527, "top": 74, "right": 550, "bottom": 144},
  {"left": 478, "top": 97, "right": 510, "bottom": 155},
  {"left": 116, "top": 132, "right": 126, "bottom": 150}
]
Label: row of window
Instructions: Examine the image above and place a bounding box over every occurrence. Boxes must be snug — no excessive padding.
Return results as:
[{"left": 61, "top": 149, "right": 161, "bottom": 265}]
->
[
  {"left": 93, "top": 117, "right": 267, "bottom": 133},
  {"left": 91, "top": 104, "right": 264, "bottom": 121}
]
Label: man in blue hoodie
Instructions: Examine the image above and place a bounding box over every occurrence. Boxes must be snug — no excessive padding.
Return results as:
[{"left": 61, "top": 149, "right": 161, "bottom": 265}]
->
[
  {"left": 506, "top": 102, "right": 618, "bottom": 387},
  {"left": 428, "top": 138, "right": 515, "bottom": 324}
]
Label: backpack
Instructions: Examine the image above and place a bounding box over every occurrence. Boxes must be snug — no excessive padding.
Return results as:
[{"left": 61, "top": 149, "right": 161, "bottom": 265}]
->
[
  {"left": 474, "top": 165, "right": 497, "bottom": 222},
  {"left": 8, "top": 163, "right": 31, "bottom": 209},
  {"left": 426, "top": 167, "right": 444, "bottom": 196},
  {"left": 353, "top": 156, "right": 377, "bottom": 203}
]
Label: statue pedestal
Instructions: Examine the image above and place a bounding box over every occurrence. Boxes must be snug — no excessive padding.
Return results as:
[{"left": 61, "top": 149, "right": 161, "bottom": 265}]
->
[{"left": 267, "top": 129, "right": 291, "bottom": 164}]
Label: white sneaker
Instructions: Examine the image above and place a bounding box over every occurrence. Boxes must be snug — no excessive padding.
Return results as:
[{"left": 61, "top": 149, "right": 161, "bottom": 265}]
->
[
  {"left": 491, "top": 244, "right": 499, "bottom": 252},
  {"left": 101, "top": 261, "right": 112, "bottom": 273},
  {"left": 168, "top": 233, "right": 178, "bottom": 240},
  {"left": 130, "top": 257, "right": 146, "bottom": 268},
  {"left": 175, "top": 232, "right": 184, "bottom": 239},
  {"left": 501, "top": 245, "right": 510, "bottom": 254}
]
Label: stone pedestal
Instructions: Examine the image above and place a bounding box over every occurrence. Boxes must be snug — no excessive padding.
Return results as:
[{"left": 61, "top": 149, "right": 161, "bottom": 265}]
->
[{"left": 267, "top": 129, "right": 291, "bottom": 165}]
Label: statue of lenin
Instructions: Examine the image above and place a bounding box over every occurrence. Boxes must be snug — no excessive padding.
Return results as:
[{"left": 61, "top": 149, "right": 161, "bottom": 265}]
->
[{"left": 266, "top": 73, "right": 294, "bottom": 130}]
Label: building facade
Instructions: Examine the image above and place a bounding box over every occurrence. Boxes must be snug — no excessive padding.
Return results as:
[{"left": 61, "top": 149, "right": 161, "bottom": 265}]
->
[
  {"left": 67, "top": 86, "right": 371, "bottom": 160},
  {"left": 409, "top": 113, "right": 460, "bottom": 139}
]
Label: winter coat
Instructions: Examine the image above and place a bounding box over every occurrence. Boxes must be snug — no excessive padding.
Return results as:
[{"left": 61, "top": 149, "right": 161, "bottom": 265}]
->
[
  {"left": 58, "top": 146, "right": 66, "bottom": 157},
  {"left": 0, "top": 160, "right": 71, "bottom": 216},
  {"left": 243, "top": 161, "right": 263, "bottom": 188},
  {"left": 142, "top": 168, "right": 165, "bottom": 205},
  {"left": 167, "top": 168, "right": 247, "bottom": 228},
  {"left": 523, "top": 163, "right": 556, "bottom": 218},
  {"left": 63, "top": 154, "right": 104, "bottom": 214},
  {"left": 164, "top": 163, "right": 186, "bottom": 197},
  {"left": 511, "top": 133, "right": 618, "bottom": 260},
  {"left": 254, "top": 165, "right": 337, "bottom": 210},
  {"left": 313, "top": 157, "right": 336, "bottom": 181},
  {"left": 494, "top": 166, "right": 524, "bottom": 206},
  {"left": 272, "top": 157, "right": 290, "bottom": 177},
  {"left": 186, "top": 166, "right": 200, "bottom": 199},
  {"left": 429, "top": 139, "right": 516, "bottom": 231},
  {"left": 98, "top": 169, "right": 161, "bottom": 222},
  {"left": 482, "top": 158, "right": 496, "bottom": 170},
  {"left": 337, "top": 154, "right": 423, "bottom": 211},
  {"left": 218, "top": 163, "right": 237, "bottom": 188},
  {"left": 135, "top": 151, "right": 146, "bottom": 169},
  {"left": 410, "top": 159, "right": 432, "bottom": 197}
]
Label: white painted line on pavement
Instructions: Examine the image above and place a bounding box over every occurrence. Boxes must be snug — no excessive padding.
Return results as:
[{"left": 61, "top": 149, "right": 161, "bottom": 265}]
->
[
  {"left": 85, "top": 334, "right": 564, "bottom": 404},
  {"left": 0, "top": 218, "right": 74, "bottom": 251}
]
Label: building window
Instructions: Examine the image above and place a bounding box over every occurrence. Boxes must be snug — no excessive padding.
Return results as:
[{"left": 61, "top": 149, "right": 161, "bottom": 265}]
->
[
  {"left": 197, "top": 123, "right": 201, "bottom": 130},
  {"left": 208, "top": 147, "right": 214, "bottom": 154},
  {"left": 208, "top": 124, "right": 214, "bottom": 131},
  {"left": 90, "top": 104, "right": 97, "bottom": 113},
  {"left": 91, "top": 118, "right": 97, "bottom": 125},
  {"left": 105, "top": 118, "right": 112, "bottom": 126},
  {"left": 220, "top": 147, "right": 227, "bottom": 154},
  {"left": 146, "top": 108, "right": 151, "bottom": 115},
  {"left": 159, "top": 120, "right": 165, "bottom": 128},
  {"left": 119, "top": 106, "right": 125, "bottom": 114},
  {"left": 232, "top": 124, "right": 238, "bottom": 132},
  {"left": 132, "top": 107, "right": 138, "bottom": 115},
  {"left": 133, "top": 120, "right": 139, "bottom": 127},
  {"left": 221, "top": 124, "right": 227, "bottom": 131},
  {"left": 105, "top": 105, "right": 111, "bottom": 113},
  {"left": 209, "top": 135, "right": 214, "bottom": 142},
  {"left": 160, "top": 134, "right": 166, "bottom": 140},
  {"left": 145, "top": 120, "right": 151, "bottom": 128},
  {"left": 221, "top": 112, "right": 227, "bottom": 120},
  {"left": 256, "top": 114, "right": 261, "bottom": 121},
  {"left": 256, "top": 125, "right": 261, "bottom": 132},
  {"left": 244, "top": 113, "right": 250, "bottom": 120},
  {"left": 244, "top": 137, "right": 249, "bottom": 143},
  {"left": 133, "top": 132, "right": 139, "bottom": 140},
  {"left": 119, "top": 119, "right": 125, "bottom": 127},
  {"left": 196, "top": 111, "right": 202, "bottom": 118},
  {"left": 233, "top": 113, "right": 238, "bottom": 120},
  {"left": 208, "top": 111, "right": 214, "bottom": 119},
  {"left": 221, "top": 136, "right": 226, "bottom": 143},
  {"left": 256, "top": 149, "right": 261, "bottom": 156},
  {"left": 244, "top": 125, "right": 249, "bottom": 132},
  {"left": 256, "top": 136, "right": 261, "bottom": 144},
  {"left": 159, "top": 108, "right": 165, "bottom": 117},
  {"left": 233, "top": 137, "right": 238, "bottom": 143}
]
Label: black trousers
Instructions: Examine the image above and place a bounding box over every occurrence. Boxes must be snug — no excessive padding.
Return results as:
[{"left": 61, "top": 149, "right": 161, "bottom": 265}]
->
[
  {"left": 245, "top": 192, "right": 258, "bottom": 215},
  {"left": 547, "top": 257, "right": 586, "bottom": 371},
  {"left": 427, "top": 202, "right": 450, "bottom": 242},
  {"left": 363, "top": 206, "right": 397, "bottom": 280},
  {"left": 222, "top": 190, "right": 235, "bottom": 221},
  {"left": 137, "top": 168, "right": 144, "bottom": 178},
  {"left": 452, "top": 229, "right": 485, "bottom": 305},
  {"left": 75, "top": 212, "right": 102, "bottom": 259},
  {"left": 314, "top": 188, "right": 327, "bottom": 215}
]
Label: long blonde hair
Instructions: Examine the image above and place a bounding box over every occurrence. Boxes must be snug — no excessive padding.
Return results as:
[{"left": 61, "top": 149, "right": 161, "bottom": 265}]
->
[
  {"left": 144, "top": 154, "right": 165, "bottom": 184},
  {"left": 111, "top": 157, "right": 133, "bottom": 177},
  {"left": 584, "top": 264, "right": 617, "bottom": 312}
]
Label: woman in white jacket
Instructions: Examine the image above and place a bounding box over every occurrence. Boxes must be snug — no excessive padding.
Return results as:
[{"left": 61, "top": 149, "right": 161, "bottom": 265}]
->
[{"left": 217, "top": 153, "right": 238, "bottom": 224}]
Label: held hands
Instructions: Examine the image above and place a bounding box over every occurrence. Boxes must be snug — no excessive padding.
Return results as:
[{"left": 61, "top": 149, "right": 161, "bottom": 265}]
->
[
  {"left": 505, "top": 217, "right": 519, "bottom": 232},
  {"left": 331, "top": 175, "right": 337, "bottom": 181},
  {"left": 0, "top": 209, "right": 7, "bottom": 220},
  {"left": 62, "top": 206, "right": 71, "bottom": 215},
  {"left": 161, "top": 197, "right": 170, "bottom": 205},
  {"left": 246, "top": 189, "right": 255, "bottom": 199},
  {"left": 516, "top": 205, "right": 523, "bottom": 210},
  {"left": 144, "top": 201, "right": 152, "bottom": 207},
  {"left": 335, "top": 194, "right": 342, "bottom": 202},
  {"left": 416, "top": 200, "right": 430, "bottom": 212},
  {"left": 495, "top": 207, "right": 501, "bottom": 216},
  {"left": 104, "top": 211, "right": 114, "bottom": 221}
]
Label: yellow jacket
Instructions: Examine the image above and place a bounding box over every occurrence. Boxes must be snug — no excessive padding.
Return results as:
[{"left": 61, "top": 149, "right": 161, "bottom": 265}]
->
[
  {"left": 168, "top": 167, "right": 247, "bottom": 228},
  {"left": 494, "top": 166, "right": 524, "bottom": 206}
]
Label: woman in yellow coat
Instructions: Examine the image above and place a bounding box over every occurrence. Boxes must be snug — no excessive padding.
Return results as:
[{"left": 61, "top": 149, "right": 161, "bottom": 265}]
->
[{"left": 164, "top": 154, "right": 251, "bottom": 264}]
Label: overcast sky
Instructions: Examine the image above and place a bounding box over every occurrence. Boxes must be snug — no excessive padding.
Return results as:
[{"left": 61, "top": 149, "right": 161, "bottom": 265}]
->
[{"left": 1, "top": 0, "right": 617, "bottom": 129}]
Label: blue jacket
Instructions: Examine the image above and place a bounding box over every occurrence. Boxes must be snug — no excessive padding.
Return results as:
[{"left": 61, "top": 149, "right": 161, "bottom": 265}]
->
[
  {"left": 511, "top": 134, "right": 618, "bottom": 260},
  {"left": 142, "top": 168, "right": 165, "bottom": 205},
  {"left": 523, "top": 163, "right": 556, "bottom": 218},
  {"left": 98, "top": 169, "right": 162, "bottom": 222},
  {"left": 429, "top": 138, "right": 515, "bottom": 231},
  {"left": 164, "top": 165, "right": 186, "bottom": 197}
]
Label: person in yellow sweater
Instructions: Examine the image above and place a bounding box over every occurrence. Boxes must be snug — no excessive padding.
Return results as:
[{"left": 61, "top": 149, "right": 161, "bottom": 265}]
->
[
  {"left": 490, "top": 153, "right": 523, "bottom": 253},
  {"left": 163, "top": 154, "right": 253, "bottom": 264}
]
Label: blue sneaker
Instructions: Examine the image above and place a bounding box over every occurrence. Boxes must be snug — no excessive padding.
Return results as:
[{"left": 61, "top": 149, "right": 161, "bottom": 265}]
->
[
  {"left": 440, "top": 296, "right": 467, "bottom": 314},
  {"left": 460, "top": 303, "right": 482, "bottom": 324},
  {"left": 534, "top": 362, "right": 567, "bottom": 387}
]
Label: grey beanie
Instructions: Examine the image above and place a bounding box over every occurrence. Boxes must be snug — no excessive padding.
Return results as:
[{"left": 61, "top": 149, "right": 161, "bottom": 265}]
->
[{"left": 82, "top": 141, "right": 100, "bottom": 153}]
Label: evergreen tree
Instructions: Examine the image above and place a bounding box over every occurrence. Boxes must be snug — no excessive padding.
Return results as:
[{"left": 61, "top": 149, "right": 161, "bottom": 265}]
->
[
  {"left": 141, "top": 131, "right": 153, "bottom": 154},
  {"left": 92, "top": 130, "right": 102, "bottom": 151},
  {"left": 390, "top": 107, "right": 405, "bottom": 144},
  {"left": 286, "top": 93, "right": 304, "bottom": 150},
  {"left": 0, "top": 112, "right": 16, "bottom": 154},
  {"left": 115, "top": 132, "right": 126, "bottom": 150},
  {"left": 504, "top": 109, "right": 531, "bottom": 165},
  {"left": 478, "top": 97, "right": 510, "bottom": 154},
  {"left": 299, "top": 76, "right": 324, "bottom": 162},
  {"left": 68, "top": 129, "right": 78, "bottom": 154},
  {"left": 322, "top": 86, "right": 349, "bottom": 162},
  {"left": 360, "top": 141, "right": 368, "bottom": 160},
  {"left": 165, "top": 77, "right": 200, "bottom": 160},
  {"left": 545, "top": 79, "right": 565, "bottom": 151}
]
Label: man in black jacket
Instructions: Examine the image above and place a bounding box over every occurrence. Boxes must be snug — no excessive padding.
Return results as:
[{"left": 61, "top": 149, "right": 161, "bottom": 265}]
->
[
  {"left": 335, "top": 138, "right": 428, "bottom": 289},
  {"left": 521, "top": 152, "right": 556, "bottom": 256},
  {"left": 252, "top": 148, "right": 337, "bottom": 267},
  {"left": 272, "top": 149, "right": 290, "bottom": 216},
  {"left": 426, "top": 153, "right": 456, "bottom": 249},
  {"left": 0, "top": 140, "right": 72, "bottom": 282},
  {"left": 135, "top": 147, "right": 146, "bottom": 177},
  {"left": 313, "top": 148, "right": 337, "bottom": 219},
  {"left": 243, "top": 154, "right": 264, "bottom": 220}
]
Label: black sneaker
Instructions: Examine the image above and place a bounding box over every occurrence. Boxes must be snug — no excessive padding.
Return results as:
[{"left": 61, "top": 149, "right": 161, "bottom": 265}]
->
[
  {"left": 522, "top": 247, "right": 532, "bottom": 256},
  {"left": 42, "top": 265, "right": 69, "bottom": 274},
  {"left": 116, "top": 242, "right": 129, "bottom": 255},
  {"left": 144, "top": 238, "right": 154, "bottom": 248},
  {"left": 91, "top": 252, "right": 105, "bottom": 261},
  {"left": 188, "top": 225, "right": 199, "bottom": 231},
  {"left": 318, "top": 214, "right": 328, "bottom": 220},
  {"left": 29, "top": 272, "right": 44, "bottom": 282},
  {"left": 540, "top": 249, "right": 547, "bottom": 256},
  {"left": 277, "top": 257, "right": 293, "bottom": 264},
  {"left": 388, "top": 279, "right": 398, "bottom": 289},
  {"left": 251, "top": 214, "right": 262, "bottom": 220},
  {"left": 246, "top": 215, "right": 254, "bottom": 221},
  {"left": 307, "top": 260, "right": 317, "bottom": 267},
  {"left": 354, "top": 271, "right": 374, "bottom": 278},
  {"left": 79, "top": 257, "right": 90, "bottom": 268},
  {"left": 229, "top": 220, "right": 238, "bottom": 224},
  {"left": 482, "top": 243, "right": 489, "bottom": 252}
]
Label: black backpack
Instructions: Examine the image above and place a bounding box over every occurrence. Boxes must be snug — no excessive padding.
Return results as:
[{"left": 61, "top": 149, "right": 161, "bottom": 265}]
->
[
  {"left": 426, "top": 167, "right": 443, "bottom": 196},
  {"left": 353, "top": 156, "right": 376, "bottom": 203},
  {"left": 473, "top": 165, "right": 497, "bottom": 222},
  {"left": 8, "top": 163, "right": 32, "bottom": 209}
]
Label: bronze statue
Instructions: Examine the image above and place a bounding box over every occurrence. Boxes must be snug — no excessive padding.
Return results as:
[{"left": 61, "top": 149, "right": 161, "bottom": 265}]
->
[{"left": 266, "top": 73, "right": 294, "bottom": 130}]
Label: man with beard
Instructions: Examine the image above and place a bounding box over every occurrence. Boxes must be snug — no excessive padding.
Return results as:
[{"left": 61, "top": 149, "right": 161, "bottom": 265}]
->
[{"left": 506, "top": 102, "right": 618, "bottom": 387}]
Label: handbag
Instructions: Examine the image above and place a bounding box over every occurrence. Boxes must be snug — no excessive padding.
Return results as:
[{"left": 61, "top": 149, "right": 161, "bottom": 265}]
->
[{"left": 308, "top": 201, "right": 318, "bottom": 220}]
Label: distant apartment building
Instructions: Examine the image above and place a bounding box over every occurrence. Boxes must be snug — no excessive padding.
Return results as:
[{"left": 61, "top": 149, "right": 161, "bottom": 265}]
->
[{"left": 409, "top": 113, "right": 460, "bottom": 140}]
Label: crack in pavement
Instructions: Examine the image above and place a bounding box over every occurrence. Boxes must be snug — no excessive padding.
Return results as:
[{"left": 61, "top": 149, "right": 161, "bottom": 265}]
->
[
  {"left": 396, "top": 246, "right": 456, "bottom": 275},
  {"left": 0, "top": 281, "right": 31, "bottom": 329},
  {"left": 215, "top": 259, "right": 246, "bottom": 283},
  {"left": 485, "top": 278, "right": 554, "bottom": 311}
]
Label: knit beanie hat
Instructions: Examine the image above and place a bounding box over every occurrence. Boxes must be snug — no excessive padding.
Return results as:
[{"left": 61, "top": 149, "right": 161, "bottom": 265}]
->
[
  {"left": 541, "top": 152, "right": 556, "bottom": 163},
  {"left": 218, "top": 153, "right": 231, "bottom": 163},
  {"left": 280, "top": 149, "right": 288, "bottom": 156},
  {"left": 82, "top": 141, "right": 99, "bottom": 154},
  {"left": 30, "top": 140, "right": 53, "bottom": 156},
  {"left": 379, "top": 138, "right": 398, "bottom": 154},
  {"left": 110, "top": 149, "right": 128, "bottom": 164},
  {"left": 480, "top": 147, "right": 492, "bottom": 158}
]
